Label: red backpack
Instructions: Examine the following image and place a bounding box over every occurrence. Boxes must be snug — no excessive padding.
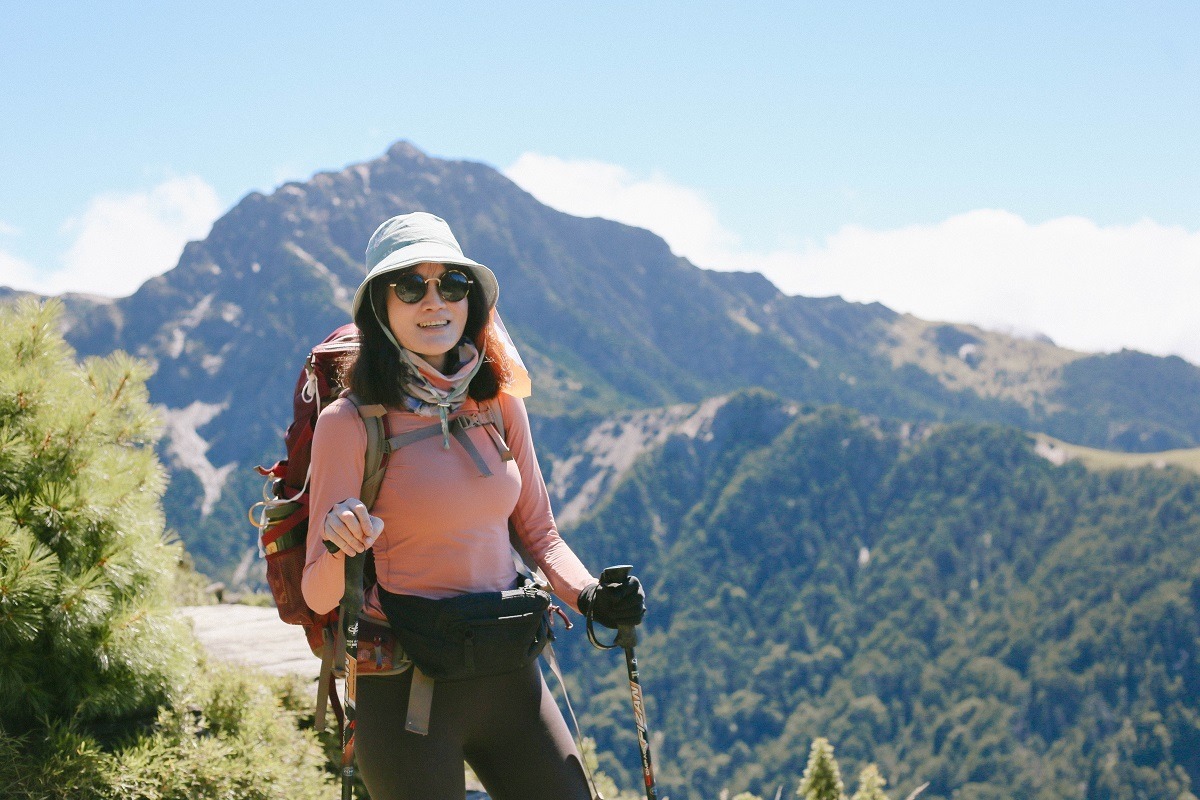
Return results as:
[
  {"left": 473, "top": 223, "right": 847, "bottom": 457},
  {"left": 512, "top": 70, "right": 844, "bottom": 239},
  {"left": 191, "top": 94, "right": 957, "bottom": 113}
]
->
[{"left": 250, "top": 323, "right": 400, "bottom": 730}]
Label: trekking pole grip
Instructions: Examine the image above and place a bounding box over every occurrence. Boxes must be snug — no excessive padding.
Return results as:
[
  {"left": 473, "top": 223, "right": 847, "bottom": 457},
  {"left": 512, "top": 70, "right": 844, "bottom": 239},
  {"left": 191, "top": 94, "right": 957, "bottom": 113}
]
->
[
  {"left": 616, "top": 624, "right": 638, "bottom": 649},
  {"left": 341, "top": 553, "right": 366, "bottom": 626}
]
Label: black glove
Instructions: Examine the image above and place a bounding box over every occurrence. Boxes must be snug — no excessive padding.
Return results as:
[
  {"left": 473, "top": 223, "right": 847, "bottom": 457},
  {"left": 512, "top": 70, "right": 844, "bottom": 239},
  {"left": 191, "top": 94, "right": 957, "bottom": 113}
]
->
[{"left": 577, "top": 575, "right": 646, "bottom": 629}]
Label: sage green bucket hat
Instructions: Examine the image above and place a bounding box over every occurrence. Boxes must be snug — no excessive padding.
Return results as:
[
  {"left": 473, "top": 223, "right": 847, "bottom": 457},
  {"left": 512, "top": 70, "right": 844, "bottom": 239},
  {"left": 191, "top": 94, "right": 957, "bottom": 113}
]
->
[{"left": 352, "top": 212, "right": 499, "bottom": 317}]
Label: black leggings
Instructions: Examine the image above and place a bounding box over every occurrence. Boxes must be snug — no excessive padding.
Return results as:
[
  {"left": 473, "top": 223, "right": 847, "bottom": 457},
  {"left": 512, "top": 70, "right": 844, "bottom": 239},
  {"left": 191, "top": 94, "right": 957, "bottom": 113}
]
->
[{"left": 355, "top": 662, "right": 592, "bottom": 800}]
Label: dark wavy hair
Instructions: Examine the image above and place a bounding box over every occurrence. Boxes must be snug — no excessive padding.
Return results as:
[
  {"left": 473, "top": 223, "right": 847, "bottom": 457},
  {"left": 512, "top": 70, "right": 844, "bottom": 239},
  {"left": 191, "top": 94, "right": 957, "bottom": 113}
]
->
[{"left": 345, "top": 269, "right": 514, "bottom": 406}]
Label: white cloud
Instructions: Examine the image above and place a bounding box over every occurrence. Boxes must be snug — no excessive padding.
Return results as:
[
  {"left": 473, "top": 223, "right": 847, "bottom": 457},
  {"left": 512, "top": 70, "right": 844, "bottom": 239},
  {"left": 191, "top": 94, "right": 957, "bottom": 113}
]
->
[
  {"left": 0, "top": 176, "right": 223, "bottom": 298},
  {"left": 0, "top": 248, "right": 41, "bottom": 291},
  {"left": 505, "top": 153, "right": 1200, "bottom": 365},
  {"left": 56, "top": 176, "right": 223, "bottom": 296},
  {"left": 505, "top": 153, "right": 738, "bottom": 265},
  {"left": 754, "top": 212, "right": 1200, "bottom": 364},
  {"left": 0, "top": 221, "right": 39, "bottom": 294}
]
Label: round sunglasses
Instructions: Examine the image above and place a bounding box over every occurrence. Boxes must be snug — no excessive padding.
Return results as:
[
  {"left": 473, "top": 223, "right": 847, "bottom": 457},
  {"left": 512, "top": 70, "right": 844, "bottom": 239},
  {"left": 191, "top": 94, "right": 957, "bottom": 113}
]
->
[{"left": 388, "top": 269, "right": 474, "bottom": 304}]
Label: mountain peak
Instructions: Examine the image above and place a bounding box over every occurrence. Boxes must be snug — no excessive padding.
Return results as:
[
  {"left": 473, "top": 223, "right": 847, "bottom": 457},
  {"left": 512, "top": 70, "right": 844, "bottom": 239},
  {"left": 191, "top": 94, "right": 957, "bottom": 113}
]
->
[
  {"left": 384, "top": 140, "right": 429, "bottom": 163},
  {"left": 42, "top": 140, "right": 1200, "bottom": 585}
]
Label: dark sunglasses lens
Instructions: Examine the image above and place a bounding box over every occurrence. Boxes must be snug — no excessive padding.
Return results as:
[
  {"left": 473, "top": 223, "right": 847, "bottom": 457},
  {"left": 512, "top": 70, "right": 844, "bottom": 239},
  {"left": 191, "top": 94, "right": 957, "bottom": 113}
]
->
[
  {"left": 438, "top": 271, "right": 472, "bottom": 302},
  {"left": 391, "top": 273, "right": 427, "bottom": 303},
  {"left": 390, "top": 270, "right": 473, "bottom": 304}
]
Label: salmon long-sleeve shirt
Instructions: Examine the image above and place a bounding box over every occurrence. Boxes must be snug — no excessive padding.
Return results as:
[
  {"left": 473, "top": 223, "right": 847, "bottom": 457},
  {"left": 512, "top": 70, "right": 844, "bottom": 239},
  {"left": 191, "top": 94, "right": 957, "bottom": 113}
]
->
[{"left": 301, "top": 391, "right": 595, "bottom": 620}]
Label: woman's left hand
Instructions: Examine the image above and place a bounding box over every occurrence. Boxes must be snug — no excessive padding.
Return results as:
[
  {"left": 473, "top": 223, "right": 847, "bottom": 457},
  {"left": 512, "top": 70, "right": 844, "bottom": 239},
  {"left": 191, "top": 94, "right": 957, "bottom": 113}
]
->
[{"left": 578, "top": 575, "right": 646, "bottom": 628}]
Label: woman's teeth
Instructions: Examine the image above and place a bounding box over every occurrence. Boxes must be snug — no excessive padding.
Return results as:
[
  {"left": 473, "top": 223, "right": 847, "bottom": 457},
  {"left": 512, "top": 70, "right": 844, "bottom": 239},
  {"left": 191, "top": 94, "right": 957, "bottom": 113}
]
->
[{"left": 418, "top": 321, "right": 449, "bottom": 328}]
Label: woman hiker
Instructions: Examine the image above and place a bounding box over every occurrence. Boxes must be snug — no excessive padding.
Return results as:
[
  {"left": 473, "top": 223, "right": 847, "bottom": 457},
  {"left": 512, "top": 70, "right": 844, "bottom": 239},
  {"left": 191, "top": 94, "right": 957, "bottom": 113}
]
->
[{"left": 301, "top": 211, "right": 646, "bottom": 800}]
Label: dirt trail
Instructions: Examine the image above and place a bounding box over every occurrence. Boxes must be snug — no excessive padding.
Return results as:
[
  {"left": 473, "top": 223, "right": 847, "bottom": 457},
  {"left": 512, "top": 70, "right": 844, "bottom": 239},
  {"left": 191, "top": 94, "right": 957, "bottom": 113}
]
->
[{"left": 180, "top": 604, "right": 320, "bottom": 680}]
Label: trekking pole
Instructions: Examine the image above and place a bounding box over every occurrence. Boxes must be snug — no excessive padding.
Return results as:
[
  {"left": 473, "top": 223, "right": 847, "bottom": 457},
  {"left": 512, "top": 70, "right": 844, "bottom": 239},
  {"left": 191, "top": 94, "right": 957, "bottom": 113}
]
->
[
  {"left": 590, "top": 565, "right": 659, "bottom": 800},
  {"left": 616, "top": 622, "right": 658, "bottom": 800},
  {"left": 335, "top": 550, "right": 367, "bottom": 800}
]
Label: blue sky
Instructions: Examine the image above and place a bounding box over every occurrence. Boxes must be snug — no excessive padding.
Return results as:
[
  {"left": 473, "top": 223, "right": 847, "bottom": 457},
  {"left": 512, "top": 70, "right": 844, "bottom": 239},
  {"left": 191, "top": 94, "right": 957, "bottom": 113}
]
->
[{"left": 2, "top": 2, "right": 1199, "bottom": 361}]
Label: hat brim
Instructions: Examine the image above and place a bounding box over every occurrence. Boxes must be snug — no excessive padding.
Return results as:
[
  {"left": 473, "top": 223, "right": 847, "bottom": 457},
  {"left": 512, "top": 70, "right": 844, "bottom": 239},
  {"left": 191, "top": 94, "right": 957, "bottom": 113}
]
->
[{"left": 351, "top": 244, "right": 499, "bottom": 317}]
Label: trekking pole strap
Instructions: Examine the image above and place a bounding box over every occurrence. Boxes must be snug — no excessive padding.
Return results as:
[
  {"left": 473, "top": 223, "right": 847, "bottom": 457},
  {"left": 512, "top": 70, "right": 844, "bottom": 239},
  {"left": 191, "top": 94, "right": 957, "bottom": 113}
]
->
[
  {"left": 586, "top": 608, "right": 621, "bottom": 651},
  {"left": 315, "top": 630, "right": 337, "bottom": 733}
]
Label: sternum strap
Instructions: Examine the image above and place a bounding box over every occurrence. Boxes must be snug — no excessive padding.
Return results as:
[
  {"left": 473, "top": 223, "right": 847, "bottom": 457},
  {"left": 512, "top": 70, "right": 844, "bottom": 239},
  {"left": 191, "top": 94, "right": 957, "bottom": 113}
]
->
[{"left": 384, "top": 418, "right": 495, "bottom": 477}]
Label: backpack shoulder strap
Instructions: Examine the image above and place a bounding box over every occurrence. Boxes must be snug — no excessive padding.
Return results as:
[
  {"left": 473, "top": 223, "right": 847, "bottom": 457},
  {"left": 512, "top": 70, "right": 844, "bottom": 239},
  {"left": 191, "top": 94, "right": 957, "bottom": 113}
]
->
[
  {"left": 347, "top": 394, "right": 389, "bottom": 508},
  {"left": 317, "top": 394, "right": 389, "bottom": 730},
  {"left": 483, "top": 395, "right": 549, "bottom": 587},
  {"left": 486, "top": 397, "right": 506, "bottom": 440},
  {"left": 482, "top": 397, "right": 513, "bottom": 462}
]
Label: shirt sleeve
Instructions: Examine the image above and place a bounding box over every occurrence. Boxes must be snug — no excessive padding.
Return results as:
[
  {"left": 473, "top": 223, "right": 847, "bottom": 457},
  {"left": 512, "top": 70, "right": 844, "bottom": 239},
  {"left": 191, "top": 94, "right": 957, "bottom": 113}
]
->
[
  {"left": 500, "top": 392, "right": 596, "bottom": 610},
  {"left": 301, "top": 398, "right": 367, "bottom": 615}
]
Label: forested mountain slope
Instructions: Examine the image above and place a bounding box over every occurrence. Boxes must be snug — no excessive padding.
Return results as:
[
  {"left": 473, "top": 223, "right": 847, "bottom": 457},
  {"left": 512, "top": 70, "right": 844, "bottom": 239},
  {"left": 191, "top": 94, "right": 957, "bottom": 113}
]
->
[{"left": 553, "top": 391, "right": 1200, "bottom": 800}]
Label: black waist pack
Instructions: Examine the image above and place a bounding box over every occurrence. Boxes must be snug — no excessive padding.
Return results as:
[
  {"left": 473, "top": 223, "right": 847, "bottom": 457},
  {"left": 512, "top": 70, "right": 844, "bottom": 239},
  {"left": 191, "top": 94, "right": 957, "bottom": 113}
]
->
[{"left": 378, "top": 582, "right": 554, "bottom": 681}]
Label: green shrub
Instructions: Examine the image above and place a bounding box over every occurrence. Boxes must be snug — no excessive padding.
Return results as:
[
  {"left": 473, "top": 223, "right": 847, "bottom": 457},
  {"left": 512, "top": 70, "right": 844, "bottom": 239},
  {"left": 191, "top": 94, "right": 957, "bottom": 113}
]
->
[
  {"left": 0, "top": 661, "right": 335, "bottom": 800},
  {"left": 0, "top": 301, "right": 334, "bottom": 798},
  {"left": 0, "top": 299, "right": 194, "bottom": 732}
]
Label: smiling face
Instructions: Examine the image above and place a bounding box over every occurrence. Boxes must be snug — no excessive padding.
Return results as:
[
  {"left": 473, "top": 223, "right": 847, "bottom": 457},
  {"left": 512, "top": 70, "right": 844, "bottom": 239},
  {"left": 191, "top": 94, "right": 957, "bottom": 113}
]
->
[{"left": 384, "top": 262, "right": 470, "bottom": 373}]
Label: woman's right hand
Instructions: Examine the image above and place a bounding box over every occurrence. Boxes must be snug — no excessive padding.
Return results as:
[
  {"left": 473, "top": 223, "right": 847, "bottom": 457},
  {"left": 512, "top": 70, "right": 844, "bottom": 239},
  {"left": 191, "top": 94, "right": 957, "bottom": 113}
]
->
[{"left": 322, "top": 498, "right": 384, "bottom": 556}]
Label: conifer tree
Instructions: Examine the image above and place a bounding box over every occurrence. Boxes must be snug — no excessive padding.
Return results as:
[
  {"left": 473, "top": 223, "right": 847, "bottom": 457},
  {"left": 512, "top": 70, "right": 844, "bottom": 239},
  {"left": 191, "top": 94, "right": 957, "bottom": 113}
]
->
[
  {"left": 798, "top": 738, "right": 845, "bottom": 800},
  {"left": 851, "top": 764, "right": 890, "bottom": 800},
  {"left": 0, "top": 299, "right": 193, "bottom": 733}
]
